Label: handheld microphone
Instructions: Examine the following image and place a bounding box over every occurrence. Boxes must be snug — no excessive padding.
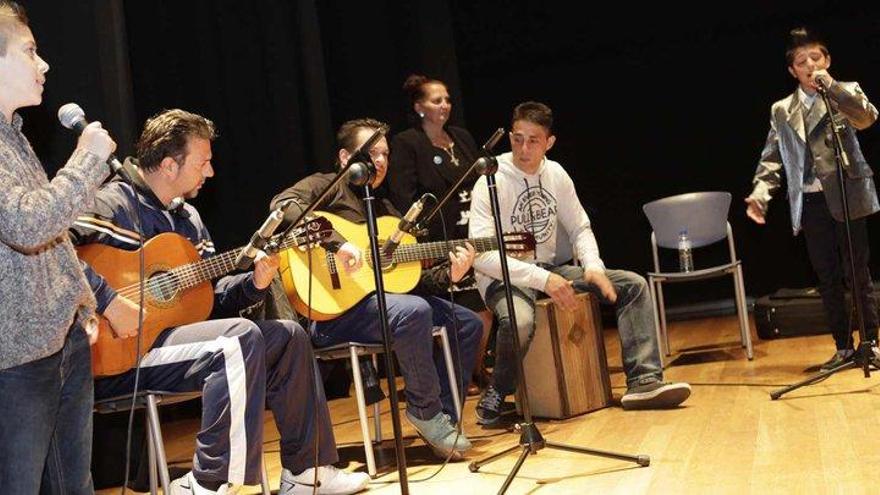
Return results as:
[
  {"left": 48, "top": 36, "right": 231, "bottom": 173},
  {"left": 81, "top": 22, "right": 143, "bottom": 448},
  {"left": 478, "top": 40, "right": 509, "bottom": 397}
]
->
[
  {"left": 57, "top": 103, "right": 127, "bottom": 177},
  {"left": 813, "top": 72, "right": 831, "bottom": 94},
  {"left": 235, "top": 208, "right": 285, "bottom": 269},
  {"left": 382, "top": 194, "right": 428, "bottom": 256}
]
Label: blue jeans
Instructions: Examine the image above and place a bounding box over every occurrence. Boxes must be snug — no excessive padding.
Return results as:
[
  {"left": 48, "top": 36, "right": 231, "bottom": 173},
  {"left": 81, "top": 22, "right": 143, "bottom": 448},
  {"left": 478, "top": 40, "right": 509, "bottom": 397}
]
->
[
  {"left": 312, "top": 294, "right": 483, "bottom": 421},
  {"left": 486, "top": 266, "right": 663, "bottom": 394},
  {"left": 0, "top": 323, "right": 94, "bottom": 494}
]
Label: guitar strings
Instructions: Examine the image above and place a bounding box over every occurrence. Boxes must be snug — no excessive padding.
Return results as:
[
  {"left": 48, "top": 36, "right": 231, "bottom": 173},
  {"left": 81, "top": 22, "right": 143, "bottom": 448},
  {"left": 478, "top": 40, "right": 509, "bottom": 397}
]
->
[
  {"left": 111, "top": 229, "right": 318, "bottom": 299},
  {"left": 111, "top": 233, "right": 521, "bottom": 301}
]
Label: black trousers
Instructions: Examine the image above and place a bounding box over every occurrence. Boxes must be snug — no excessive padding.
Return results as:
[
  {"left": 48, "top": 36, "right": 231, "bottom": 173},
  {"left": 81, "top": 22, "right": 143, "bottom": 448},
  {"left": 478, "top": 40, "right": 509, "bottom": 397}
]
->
[{"left": 801, "top": 192, "right": 878, "bottom": 349}]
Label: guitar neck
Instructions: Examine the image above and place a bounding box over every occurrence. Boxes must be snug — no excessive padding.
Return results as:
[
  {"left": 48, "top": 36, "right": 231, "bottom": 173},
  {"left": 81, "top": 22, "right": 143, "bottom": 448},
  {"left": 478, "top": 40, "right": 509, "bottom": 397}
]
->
[
  {"left": 172, "top": 233, "right": 307, "bottom": 290},
  {"left": 391, "top": 237, "right": 499, "bottom": 263},
  {"left": 172, "top": 247, "right": 245, "bottom": 290}
]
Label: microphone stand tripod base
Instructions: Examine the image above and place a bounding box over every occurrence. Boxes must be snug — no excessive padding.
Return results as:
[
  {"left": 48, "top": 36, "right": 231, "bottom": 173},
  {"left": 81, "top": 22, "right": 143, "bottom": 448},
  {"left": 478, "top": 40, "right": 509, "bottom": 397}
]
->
[
  {"left": 468, "top": 421, "right": 649, "bottom": 493},
  {"left": 770, "top": 340, "right": 876, "bottom": 400}
]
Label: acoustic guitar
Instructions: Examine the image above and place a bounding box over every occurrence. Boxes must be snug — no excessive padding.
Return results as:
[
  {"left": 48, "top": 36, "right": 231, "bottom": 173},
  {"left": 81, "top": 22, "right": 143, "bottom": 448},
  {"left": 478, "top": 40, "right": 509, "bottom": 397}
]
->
[
  {"left": 78, "top": 217, "right": 332, "bottom": 376},
  {"left": 278, "top": 211, "right": 535, "bottom": 321}
]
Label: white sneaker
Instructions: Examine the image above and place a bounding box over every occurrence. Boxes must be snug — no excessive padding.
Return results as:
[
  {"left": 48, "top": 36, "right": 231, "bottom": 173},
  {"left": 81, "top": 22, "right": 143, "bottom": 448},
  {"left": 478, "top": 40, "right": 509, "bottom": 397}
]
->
[
  {"left": 169, "top": 471, "right": 232, "bottom": 494},
  {"left": 279, "top": 465, "right": 370, "bottom": 495}
]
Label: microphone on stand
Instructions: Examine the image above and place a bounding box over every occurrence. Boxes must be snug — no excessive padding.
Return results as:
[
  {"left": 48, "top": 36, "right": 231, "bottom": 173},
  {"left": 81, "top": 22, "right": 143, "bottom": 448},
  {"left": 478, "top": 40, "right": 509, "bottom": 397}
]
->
[
  {"left": 482, "top": 127, "right": 505, "bottom": 153},
  {"left": 235, "top": 208, "right": 285, "bottom": 269},
  {"left": 382, "top": 194, "right": 429, "bottom": 256},
  {"left": 813, "top": 71, "right": 831, "bottom": 94},
  {"left": 57, "top": 103, "right": 129, "bottom": 179}
]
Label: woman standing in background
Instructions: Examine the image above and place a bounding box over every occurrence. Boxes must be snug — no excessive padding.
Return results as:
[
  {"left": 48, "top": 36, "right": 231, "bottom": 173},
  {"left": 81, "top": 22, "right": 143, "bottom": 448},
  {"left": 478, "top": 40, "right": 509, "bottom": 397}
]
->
[{"left": 388, "top": 74, "right": 491, "bottom": 394}]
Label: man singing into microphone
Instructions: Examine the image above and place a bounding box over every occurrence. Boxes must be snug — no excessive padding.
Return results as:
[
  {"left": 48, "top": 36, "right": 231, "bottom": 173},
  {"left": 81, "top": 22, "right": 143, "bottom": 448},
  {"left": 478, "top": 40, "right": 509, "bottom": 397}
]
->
[
  {"left": 271, "top": 118, "right": 483, "bottom": 460},
  {"left": 0, "top": 2, "right": 117, "bottom": 492},
  {"left": 746, "top": 27, "right": 880, "bottom": 370},
  {"left": 70, "top": 109, "right": 369, "bottom": 494}
]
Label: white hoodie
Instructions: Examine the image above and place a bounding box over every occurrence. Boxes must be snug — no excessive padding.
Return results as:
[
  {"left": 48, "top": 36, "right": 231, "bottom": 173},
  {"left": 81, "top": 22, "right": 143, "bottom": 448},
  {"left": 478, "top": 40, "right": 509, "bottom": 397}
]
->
[{"left": 469, "top": 152, "right": 605, "bottom": 299}]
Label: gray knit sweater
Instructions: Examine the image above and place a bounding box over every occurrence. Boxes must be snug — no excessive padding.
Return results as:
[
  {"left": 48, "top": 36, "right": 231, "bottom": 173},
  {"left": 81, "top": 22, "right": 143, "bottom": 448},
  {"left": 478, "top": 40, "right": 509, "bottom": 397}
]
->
[{"left": 0, "top": 113, "right": 108, "bottom": 370}]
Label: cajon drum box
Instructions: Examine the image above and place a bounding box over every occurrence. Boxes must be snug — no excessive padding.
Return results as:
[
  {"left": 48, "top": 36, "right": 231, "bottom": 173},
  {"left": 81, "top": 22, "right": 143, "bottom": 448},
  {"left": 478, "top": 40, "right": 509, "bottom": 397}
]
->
[{"left": 521, "top": 292, "right": 612, "bottom": 418}]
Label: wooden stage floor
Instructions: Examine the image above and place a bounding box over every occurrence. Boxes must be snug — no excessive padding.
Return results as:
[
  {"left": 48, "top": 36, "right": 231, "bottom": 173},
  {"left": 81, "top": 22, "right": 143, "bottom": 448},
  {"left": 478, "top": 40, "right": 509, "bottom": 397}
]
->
[{"left": 97, "top": 315, "right": 880, "bottom": 494}]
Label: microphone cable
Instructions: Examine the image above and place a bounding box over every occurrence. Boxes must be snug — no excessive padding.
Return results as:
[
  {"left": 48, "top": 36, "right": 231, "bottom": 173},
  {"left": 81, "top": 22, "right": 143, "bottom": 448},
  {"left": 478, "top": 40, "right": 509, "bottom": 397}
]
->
[
  {"left": 119, "top": 178, "right": 147, "bottom": 495},
  {"left": 406, "top": 194, "right": 472, "bottom": 483}
]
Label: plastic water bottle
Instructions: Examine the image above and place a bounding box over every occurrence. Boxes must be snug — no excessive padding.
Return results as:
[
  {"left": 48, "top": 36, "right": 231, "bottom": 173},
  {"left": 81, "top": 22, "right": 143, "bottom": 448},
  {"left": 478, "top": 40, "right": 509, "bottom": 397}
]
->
[{"left": 678, "top": 230, "right": 693, "bottom": 272}]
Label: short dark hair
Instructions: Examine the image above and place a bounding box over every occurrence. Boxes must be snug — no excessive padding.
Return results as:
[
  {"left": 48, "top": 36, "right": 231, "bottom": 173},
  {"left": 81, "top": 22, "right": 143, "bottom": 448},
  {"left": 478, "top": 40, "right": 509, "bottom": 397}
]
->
[
  {"left": 512, "top": 101, "right": 553, "bottom": 134},
  {"left": 336, "top": 118, "right": 389, "bottom": 153},
  {"left": 0, "top": 1, "right": 28, "bottom": 56},
  {"left": 136, "top": 109, "right": 217, "bottom": 172},
  {"left": 785, "top": 27, "right": 828, "bottom": 66}
]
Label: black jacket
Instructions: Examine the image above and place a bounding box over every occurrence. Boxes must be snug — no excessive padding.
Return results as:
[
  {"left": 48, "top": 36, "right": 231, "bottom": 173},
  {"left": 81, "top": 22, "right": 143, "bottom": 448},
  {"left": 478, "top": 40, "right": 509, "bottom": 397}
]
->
[{"left": 388, "top": 126, "right": 479, "bottom": 242}]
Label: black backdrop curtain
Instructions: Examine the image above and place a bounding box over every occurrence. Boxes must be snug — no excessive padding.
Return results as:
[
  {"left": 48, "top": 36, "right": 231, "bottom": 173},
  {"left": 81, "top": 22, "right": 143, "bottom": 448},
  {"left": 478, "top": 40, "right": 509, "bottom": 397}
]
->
[{"left": 13, "top": 0, "right": 880, "bottom": 304}]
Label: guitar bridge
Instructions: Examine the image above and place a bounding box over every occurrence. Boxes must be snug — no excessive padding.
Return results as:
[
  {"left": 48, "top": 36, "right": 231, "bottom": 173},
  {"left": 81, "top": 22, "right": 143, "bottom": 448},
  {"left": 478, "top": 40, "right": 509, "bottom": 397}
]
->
[{"left": 326, "top": 252, "right": 341, "bottom": 290}]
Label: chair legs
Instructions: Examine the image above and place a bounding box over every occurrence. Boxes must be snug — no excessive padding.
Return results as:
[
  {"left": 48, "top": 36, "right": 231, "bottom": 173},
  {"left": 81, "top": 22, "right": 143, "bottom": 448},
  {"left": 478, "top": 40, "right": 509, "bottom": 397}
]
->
[
  {"left": 348, "top": 348, "right": 378, "bottom": 478},
  {"left": 435, "top": 326, "right": 463, "bottom": 419},
  {"left": 371, "top": 354, "right": 382, "bottom": 445},
  {"left": 146, "top": 412, "right": 158, "bottom": 495},
  {"left": 648, "top": 276, "right": 667, "bottom": 366},
  {"left": 260, "top": 456, "right": 271, "bottom": 495},
  {"left": 342, "top": 327, "right": 462, "bottom": 479},
  {"left": 733, "top": 264, "right": 754, "bottom": 360},
  {"left": 651, "top": 268, "right": 754, "bottom": 362},
  {"left": 144, "top": 393, "right": 272, "bottom": 494},
  {"left": 145, "top": 394, "right": 171, "bottom": 495}
]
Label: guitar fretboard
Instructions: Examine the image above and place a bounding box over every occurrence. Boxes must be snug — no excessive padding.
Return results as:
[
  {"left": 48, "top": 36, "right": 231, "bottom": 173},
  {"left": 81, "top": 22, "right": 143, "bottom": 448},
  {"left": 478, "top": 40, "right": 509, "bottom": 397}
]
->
[
  {"left": 362, "top": 237, "right": 500, "bottom": 266},
  {"left": 139, "top": 231, "right": 312, "bottom": 298},
  {"left": 169, "top": 232, "right": 312, "bottom": 290}
]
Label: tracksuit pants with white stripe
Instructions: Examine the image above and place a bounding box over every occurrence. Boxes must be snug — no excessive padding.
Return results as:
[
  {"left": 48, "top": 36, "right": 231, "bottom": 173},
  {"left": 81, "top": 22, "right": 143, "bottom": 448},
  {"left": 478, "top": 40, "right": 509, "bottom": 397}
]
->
[{"left": 94, "top": 318, "right": 337, "bottom": 485}]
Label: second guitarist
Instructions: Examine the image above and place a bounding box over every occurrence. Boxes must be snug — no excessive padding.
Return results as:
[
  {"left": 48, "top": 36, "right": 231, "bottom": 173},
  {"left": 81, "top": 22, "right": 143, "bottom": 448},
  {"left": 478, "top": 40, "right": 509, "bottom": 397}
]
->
[{"left": 271, "top": 118, "right": 483, "bottom": 461}]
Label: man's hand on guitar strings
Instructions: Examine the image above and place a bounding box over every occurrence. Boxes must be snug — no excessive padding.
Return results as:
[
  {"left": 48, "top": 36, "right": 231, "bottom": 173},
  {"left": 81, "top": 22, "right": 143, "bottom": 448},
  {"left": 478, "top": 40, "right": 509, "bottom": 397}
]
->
[
  {"left": 104, "top": 295, "right": 144, "bottom": 339},
  {"left": 253, "top": 251, "right": 280, "bottom": 290},
  {"left": 449, "top": 242, "right": 476, "bottom": 284},
  {"left": 336, "top": 242, "right": 363, "bottom": 273}
]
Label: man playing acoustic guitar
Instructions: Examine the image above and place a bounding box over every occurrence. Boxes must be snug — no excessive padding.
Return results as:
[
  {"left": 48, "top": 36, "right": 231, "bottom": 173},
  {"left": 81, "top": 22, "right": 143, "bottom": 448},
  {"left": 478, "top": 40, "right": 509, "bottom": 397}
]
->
[
  {"left": 271, "top": 118, "right": 483, "bottom": 460},
  {"left": 70, "top": 109, "right": 369, "bottom": 495}
]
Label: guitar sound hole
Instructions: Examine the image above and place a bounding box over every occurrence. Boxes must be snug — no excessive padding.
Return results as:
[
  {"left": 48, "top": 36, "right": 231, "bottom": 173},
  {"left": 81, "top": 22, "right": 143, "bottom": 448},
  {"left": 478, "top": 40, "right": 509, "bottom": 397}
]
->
[{"left": 148, "top": 271, "right": 180, "bottom": 303}]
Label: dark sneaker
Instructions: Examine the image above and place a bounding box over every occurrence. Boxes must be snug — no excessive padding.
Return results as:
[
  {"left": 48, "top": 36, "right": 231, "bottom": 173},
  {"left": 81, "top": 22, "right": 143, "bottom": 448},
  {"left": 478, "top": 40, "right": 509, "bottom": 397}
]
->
[
  {"left": 621, "top": 381, "right": 691, "bottom": 410},
  {"left": 475, "top": 385, "right": 516, "bottom": 425},
  {"left": 871, "top": 347, "right": 880, "bottom": 369},
  {"left": 819, "top": 349, "right": 854, "bottom": 371}
]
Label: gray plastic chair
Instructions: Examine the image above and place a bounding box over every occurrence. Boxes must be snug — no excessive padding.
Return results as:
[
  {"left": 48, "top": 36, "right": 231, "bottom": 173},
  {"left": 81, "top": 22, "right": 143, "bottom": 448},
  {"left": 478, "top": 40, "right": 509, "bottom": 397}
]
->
[{"left": 642, "top": 191, "right": 753, "bottom": 360}]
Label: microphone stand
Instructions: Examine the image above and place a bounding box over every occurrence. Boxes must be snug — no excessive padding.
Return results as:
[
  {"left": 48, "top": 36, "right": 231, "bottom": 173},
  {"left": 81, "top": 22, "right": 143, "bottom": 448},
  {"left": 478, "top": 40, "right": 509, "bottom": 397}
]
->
[
  {"left": 276, "top": 128, "right": 410, "bottom": 491},
  {"left": 352, "top": 168, "right": 411, "bottom": 493},
  {"left": 770, "top": 81, "right": 874, "bottom": 399},
  {"left": 467, "top": 152, "right": 648, "bottom": 494},
  {"left": 277, "top": 127, "right": 386, "bottom": 239}
]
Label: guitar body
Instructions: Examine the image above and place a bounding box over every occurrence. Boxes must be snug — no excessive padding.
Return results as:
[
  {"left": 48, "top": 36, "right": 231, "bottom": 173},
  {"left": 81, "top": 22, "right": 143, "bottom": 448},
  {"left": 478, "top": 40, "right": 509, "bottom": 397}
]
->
[
  {"left": 279, "top": 212, "right": 422, "bottom": 321},
  {"left": 77, "top": 232, "right": 214, "bottom": 376}
]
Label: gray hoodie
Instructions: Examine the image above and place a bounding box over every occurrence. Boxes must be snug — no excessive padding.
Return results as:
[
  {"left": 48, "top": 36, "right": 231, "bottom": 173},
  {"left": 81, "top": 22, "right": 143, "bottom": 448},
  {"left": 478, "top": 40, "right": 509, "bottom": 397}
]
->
[{"left": 469, "top": 152, "right": 604, "bottom": 299}]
